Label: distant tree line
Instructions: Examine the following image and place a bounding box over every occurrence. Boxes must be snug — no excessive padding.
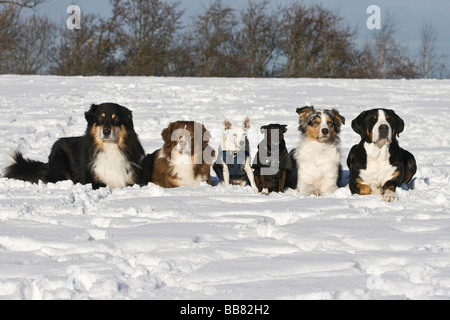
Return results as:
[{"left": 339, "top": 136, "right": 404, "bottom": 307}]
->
[{"left": 0, "top": 0, "right": 447, "bottom": 78}]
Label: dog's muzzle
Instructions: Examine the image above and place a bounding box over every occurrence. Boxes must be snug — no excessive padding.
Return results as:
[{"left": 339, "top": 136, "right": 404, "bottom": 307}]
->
[{"left": 378, "top": 125, "right": 389, "bottom": 140}]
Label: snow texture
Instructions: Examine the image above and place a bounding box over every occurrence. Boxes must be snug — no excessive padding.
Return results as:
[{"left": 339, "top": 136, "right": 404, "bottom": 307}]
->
[{"left": 0, "top": 75, "right": 449, "bottom": 300}]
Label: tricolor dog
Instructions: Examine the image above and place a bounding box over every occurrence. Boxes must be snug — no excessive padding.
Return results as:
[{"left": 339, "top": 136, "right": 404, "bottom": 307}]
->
[
  {"left": 347, "top": 108, "right": 417, "bottom": 202},
  {"left": 3, "top": 103, "right": 145, "bottom": 189},
  {"left": 289, "top": 106, "right": 345, "bottom": 196}
]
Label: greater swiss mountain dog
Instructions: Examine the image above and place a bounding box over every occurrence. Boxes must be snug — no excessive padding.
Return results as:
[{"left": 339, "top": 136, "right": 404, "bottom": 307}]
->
[{"left": 347, "top": 108, "right": 417, "bottom": 202}]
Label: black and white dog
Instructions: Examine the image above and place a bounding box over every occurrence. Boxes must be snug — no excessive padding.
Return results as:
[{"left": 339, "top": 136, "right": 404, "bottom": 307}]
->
[
  {"left": 347, "top": 108, "right": 417, "bottom": 202},
  {"left": 3, "top": 103, "right": 145, "bottom": 189},
  {"left": 288, "top": 106, "right": 345, "bottom": 196}
]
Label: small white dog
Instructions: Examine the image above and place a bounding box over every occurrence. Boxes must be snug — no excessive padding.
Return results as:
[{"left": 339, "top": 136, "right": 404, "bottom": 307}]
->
[{"left": 213, "top": 117, "right": 258, "bottom": 190}]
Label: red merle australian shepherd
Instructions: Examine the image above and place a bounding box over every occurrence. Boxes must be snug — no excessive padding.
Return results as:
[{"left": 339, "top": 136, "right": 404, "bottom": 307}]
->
[
  {"left": 347, "top": 108, "right": 417, "bottom": 202},
  {"left": 140, "top": 121, "right": 215, "bottom": 188},
  {"left": 3, "top": 103, "right": 145, "bottom": 189}
]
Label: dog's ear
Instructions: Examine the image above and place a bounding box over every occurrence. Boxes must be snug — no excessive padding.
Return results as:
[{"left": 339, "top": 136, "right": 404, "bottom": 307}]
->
[
  {"left": 224, "top": 119, "right": 232, "bottom": 130},
  {"left": 85, "top": 104, "right": 99, "bottom": 124},
  {"left": 331, "top": 109, "right": 345, "bottom": 133},
  {"left": 125, "top": 108, "right": 133, "bottom": 127},
  {"left": 161, "top": 122, "right": 175, "bottom": 146},
  {"left": 296, "top": 106, "right": 314, "bottom": 122},
  {"left": 386, "top": 109, "right": 404, "bottom": 137},
  {"left": 297, "top": 106, "right": 314, "bottom": 132},
  {"left": 243, "top": 116, "right": 251, "bottom": 130},
  {"left": 351, "top": 110, "right": 369, "bottom": 138}
]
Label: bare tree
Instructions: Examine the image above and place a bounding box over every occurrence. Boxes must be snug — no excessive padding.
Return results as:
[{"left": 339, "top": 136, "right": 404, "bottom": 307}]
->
[
  {"left": 237, "top": 0, "right": 280, "bottom": 77},
  {"left": 9, "top": 14, "right": 56, "bottom": 74},
  {"left": 113, "top": 0, "right": 184, "bottom": 76},
  {"left": 371, "top": 12, "right": 418, "bottom": 79},
  {"left": 0, "top": 0, "right": 46, "bottom": 9},
  {"left": 51, "top": 14, "right": 118, "bottom": 76},
  {"left": 191, "top": 0, "right": 242, "bottom": 77},
  {"left": 419, "top": 21, "right": 446, "bottom": 79},
  {"left": 279, "top": 3, "right": 356, "bottom": 78}
]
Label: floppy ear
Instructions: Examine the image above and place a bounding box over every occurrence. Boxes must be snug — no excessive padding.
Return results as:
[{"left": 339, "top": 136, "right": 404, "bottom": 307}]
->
[
  {"left": 296, "top": 106, "right": 314, "bottom": 122},
  {"left": 331, "top": 109, "right": 345, "bottom": 133},
  {"left": 161, "top": 122, "right": 175, "bottom": 146},
  {"left": 351, "top": 111, "right": 368, "bottom": 138},
  {"left": 85, "top": 104, "right": 99, "bottom": 124},
  {"left": 126, "top": 109, "right": 133, "bottom": 124},
  {"left": 388, "top": 109, "right": 404, "bottom": 137},
  {"left": 296, "top": 106, "right": 314, "bottom": 132}
]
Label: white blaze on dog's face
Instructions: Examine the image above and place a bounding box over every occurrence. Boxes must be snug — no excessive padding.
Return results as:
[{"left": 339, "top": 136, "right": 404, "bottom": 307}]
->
[
  {"left": 173, "top": 126, "right": 192, "bottom": 155},
  {"left": 222, "top": 117, "right": 250, "bottom": 151},
  {"left": 297, "top": 107, "right": 344, "bottom": 143},
  {"left": 372, "top": 109, "right": 392, "bottom": 145}
]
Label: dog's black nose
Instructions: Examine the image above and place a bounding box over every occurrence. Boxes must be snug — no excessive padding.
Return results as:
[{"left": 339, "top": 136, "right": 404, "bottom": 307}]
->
[
  {"left": 379, "top": 125, "right": 389, "bottom": 138},
  {"left": 103, "top": 127, "right": 111, "bottom": 136},
  {"left": 322, "top": 128, "right": 329, "bottom": 135}
]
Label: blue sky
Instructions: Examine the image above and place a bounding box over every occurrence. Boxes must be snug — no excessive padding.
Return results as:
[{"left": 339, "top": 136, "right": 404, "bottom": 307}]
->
[{"left": 39, "top": 0, "right": 450, "bottom": 61}]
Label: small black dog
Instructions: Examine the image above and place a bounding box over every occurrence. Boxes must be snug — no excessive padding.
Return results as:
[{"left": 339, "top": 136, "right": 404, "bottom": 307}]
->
[
  {"left": 252, "top": 124, "right": 292, "bottom": 195},
  {"left": 3, "top": 103, "right": 145, "bottom": 189}
]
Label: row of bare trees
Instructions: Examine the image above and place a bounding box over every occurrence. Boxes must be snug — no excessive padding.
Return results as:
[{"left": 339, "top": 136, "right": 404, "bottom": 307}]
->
[{"left": 0, "top": 0, "right": 447, "bottom": 78}]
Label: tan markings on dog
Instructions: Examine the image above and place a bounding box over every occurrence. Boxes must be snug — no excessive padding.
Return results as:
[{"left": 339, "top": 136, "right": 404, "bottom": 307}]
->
[
  {"left": 384, "top": 184, "right": 396, "bottom": 193},
  {"left": 392, "top": 171, "right": 400, "bottom": 179},
  {"left": 168, "top": 177, "right": 180, "bottom": 188},
  {"left": 367, "top": 129, "right": 373, "bottom": 142},
  {"left": 118, "top": 125, "right": 128, "bottom": 149},
  {"left": 325, "top": 115, "right": 337, "bottom": 141},
  {"left": 91, "top": 124, "right": 104, "bottom": 150},
  {"left": 112, "top": 114, "right": 116, "bottom": 119},
  {"left": 306, "top": 116, "right": 322, "bottom": 141},
  {"left": 298, "top": 107, "right": 313, "bottom": 123},
  {"left": 403, "top": 169, "right": 413, "bottom": 184},
  {"left": 356, "top": 178, "right": 372, "bottom": 195}
]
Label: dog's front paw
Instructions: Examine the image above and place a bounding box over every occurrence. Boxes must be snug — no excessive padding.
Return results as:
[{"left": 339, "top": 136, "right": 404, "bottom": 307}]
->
[
  {"left": 382, "top": 190, "right": 397, "bottom": 202},
  {"left": 261, "top": 188, "right": 269, "bottom": 196}
]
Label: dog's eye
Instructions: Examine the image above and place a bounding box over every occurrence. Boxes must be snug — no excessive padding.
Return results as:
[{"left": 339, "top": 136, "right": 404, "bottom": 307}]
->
[
  {"left": 327, "top": 121, "right": 333, "bottom": 126},
  {"left": 313, "top": 121, "right": 320, "bottom": 127},
  {"left": 97, "top": 115, "right": 105, "bottom": 123},
  {"left": 112, "top": 117, "right": 120, "bottom": 126}
]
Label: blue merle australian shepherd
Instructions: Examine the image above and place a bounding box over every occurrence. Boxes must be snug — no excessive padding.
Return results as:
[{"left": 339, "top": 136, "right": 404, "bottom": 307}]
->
[{"left": 3, "top": 103, "right": 145, "bottom": 189}]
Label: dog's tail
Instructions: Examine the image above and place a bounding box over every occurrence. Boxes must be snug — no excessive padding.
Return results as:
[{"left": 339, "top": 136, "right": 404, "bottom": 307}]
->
[{"left": 2, "top": 150, "right": 48, "bottom": 184}]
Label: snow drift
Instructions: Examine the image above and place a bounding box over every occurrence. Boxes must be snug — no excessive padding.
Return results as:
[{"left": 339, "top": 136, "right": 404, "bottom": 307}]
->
[{"left": 0, "top": 75, "right": 449, "bottom": 300}]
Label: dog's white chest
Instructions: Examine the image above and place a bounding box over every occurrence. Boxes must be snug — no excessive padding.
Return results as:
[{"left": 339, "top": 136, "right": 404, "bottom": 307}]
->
[
  {"left": 297, "top": 141, "right": 340, "bottom": 174},
  {"left": 93, "top": 143, "right": 134, "bottom": 188},
  {"left": 360, "top": 143, "right": 396, "bottom": 189},
  {"left": 171, "top": 153, "right": 204, "bottom": 186}
]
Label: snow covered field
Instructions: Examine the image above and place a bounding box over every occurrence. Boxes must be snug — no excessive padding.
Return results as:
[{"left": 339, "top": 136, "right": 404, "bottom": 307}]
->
[{"left": 0, "top": 75, "right": 449, "bottom": 300}]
